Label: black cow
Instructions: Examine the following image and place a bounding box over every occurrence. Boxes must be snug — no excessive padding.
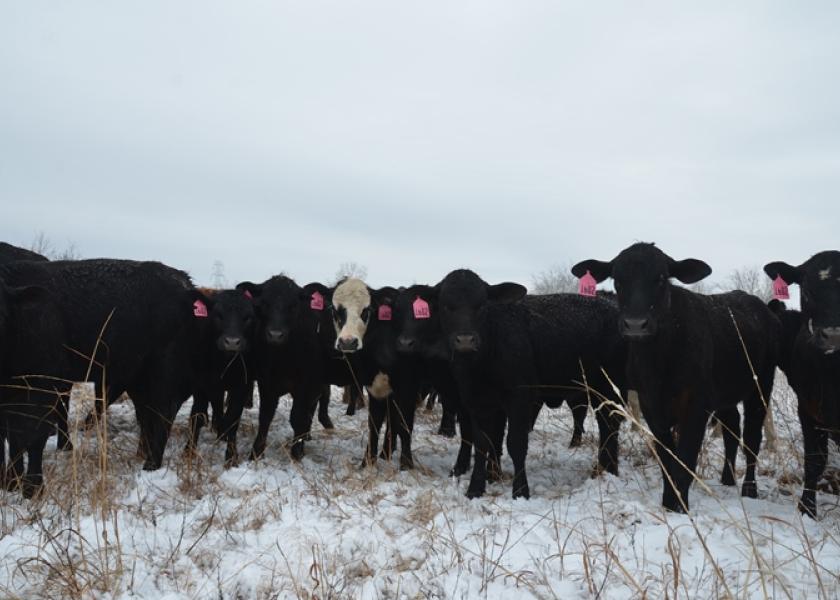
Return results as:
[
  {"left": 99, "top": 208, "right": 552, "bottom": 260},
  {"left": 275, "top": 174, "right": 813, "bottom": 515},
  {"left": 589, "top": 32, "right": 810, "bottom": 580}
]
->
[
  {"left": 574, "top": 243, "right": 779, "bottom": 512},
  {"left": 765, "top": 251, "right": 840, "bottom": 517},
  {"left": 0, "top": 259, "right": 199, "bottom": 474},
  {"left": 429, "top": 269, "right": 628, "bottom": 499},
  {"left": 185, "top": 289, "right": 257, "bottom": 466},
  {"left": 234, "top": 276, "right": 339, "bottom": 461},
  {"left": 0, "top": 242, "right": 48, "bottom": 264},
  {"left": 0, "top": 281, "right": 69, "bottom": 497}
]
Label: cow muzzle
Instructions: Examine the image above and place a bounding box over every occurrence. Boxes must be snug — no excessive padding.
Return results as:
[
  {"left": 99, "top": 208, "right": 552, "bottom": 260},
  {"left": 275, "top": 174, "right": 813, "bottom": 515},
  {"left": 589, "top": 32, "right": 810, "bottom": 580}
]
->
[
  {"left": 336, "top": 335, "right": 361, "bottom": 353},
  {"left": 396, "top": 335, "right": 417, "bottom": 353},
  {"left": 810, "top": 321, "right": 840, "bottom": 353},
  {"left": 619, "top": 317, "right": 655, "bottom": 340},
  {"left": 452, "top": 332, "right": 480, "bottom": 353},
  {"left": 266, "top": 328, "right": 288, "bottom": 345}
]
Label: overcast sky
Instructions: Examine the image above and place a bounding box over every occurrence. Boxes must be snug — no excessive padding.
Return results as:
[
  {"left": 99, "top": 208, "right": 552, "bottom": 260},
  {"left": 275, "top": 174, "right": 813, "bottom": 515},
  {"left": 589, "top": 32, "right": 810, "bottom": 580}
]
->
[{"left": 1, "top": 2, "right": 838, "bottom": 290}]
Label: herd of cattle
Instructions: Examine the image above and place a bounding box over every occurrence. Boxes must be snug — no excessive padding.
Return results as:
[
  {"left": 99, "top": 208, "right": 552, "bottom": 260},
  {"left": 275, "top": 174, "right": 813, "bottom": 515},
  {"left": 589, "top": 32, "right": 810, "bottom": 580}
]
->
[{"left": 0, "top": 241, "right": 838, "bottom": 518}]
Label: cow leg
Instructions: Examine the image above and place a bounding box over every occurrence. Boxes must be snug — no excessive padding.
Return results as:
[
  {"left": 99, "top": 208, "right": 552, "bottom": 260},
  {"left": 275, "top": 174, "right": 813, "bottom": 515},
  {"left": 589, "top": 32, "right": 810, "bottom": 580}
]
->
[
  {"left": 507, "top": 404, "right": 531, "bottom": 499},
  {"left": 641, "top": 406, "right": 680, "bottom": 512},
  {"left": 466, "top": 411, "right": 496, "bottom": 499},
  {"left": 798, "top": 407, "right": 828, "bottom": 518},
  {"left": 438, "top": 396, "right": 456, "bottom": 437},
  {"left": 250, "top": 385, "right": 281, "bottom": 460},
  {"left": 395, "top": 390, "right": 417, "bottom": 471},
  {"left": 671, "top": 402, "right": 710, "bottom": 513},
  {"left": 741, "top": 370, "right": 774, "bottom": 499},
  {"left": 317, "top": 385, "right": 334, "bottom": 430},
  {"left": 568, "top": 393, "right": 588, "bottom": 449},
  {"left": 141, "top": 400, "right": 176, "bottom": 471},
  {"left": 22, "top": 436, "right": 47, "bottom": 499},
  {"left": 487, "top": 409, "right": 506, "bottom": 483},
  {"left": 345, "top": 386, "right": 358, "bottom": 416},
  {"left": 592, "top": 400, "right": 621, "bottom": 477},
  {"left": 185, "top": 386, "right": 213, "bottom": 453},
  {"left": 716, "top": 407, "right": 740, "bottom": 487},
  {"left": 529, "top": 401, "right": 543, "bottom": 433},
  {"left": 221, "top": 388, "right": 249, "bottom": 468},
  {"left": 289, "top": 387, "right": 318, "bottom": 460},
  {"left": 5, "top": 436, "right": 25, "bottom": 491},
  {"left": 451, "top": 400, "right": 473, "bottom": 477},
  {"left": 209, "top": 388, "right": 225, "bottom": 435},
  {"left": 363, "top": 393, "right": 388, "bottom": 467}
]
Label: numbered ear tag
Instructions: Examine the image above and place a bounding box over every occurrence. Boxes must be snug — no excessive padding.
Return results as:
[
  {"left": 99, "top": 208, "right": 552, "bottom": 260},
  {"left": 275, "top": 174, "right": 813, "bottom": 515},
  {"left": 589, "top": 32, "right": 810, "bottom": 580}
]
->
[
  {"left": 578, "top": 271, "right": 597, "bottom": 297},
  {"left": 378, "top": 305, "right": 392, "bottom": 321},
  {"left": 310, "top": 291, "right": 325, "bottom": 310},
  {"left": 243, "top": 289, "right": 253, "bottom": 300},
  {"left": 772, "top": 275, "right": 789, "bottom": 300},
  {"left": 193, "top": 299, "right": 208, "bottom": 318},
  {"left": 413, "top": 297, "right": 430, "bottom": 319}
]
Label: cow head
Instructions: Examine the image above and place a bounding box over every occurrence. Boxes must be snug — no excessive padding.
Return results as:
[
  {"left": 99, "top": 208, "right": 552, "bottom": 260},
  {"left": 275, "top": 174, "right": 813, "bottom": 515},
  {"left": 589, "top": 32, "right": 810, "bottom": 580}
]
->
[
  {"left": 765, "top": 251, "right": 840, "bottom": 354},
  {"left": 237, "top": 277, "right": 329, "bottom": 347},
  {"left": 193, "top": 288, "right": 256, "bottom": 354},
  {"left": 330, "top": 278, "right": 374, "bottom": 352},
  {"left": 573, "top": 243, "right": 711, "bottom": 340},
  {"left": 0, "top": 282, "right": 51, "bottom": 348},
  {"left": 392, "top": 284, "right": 447, "bottom": 358},
  {"left": 435, "top": 269, "right": 526, "bottom": 354}
]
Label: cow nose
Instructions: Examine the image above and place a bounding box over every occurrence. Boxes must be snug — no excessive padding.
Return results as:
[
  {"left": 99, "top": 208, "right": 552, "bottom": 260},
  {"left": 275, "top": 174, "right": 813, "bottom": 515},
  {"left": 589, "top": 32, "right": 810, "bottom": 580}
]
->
[
  {"left": 453, "top": 333, "right": 479, "bottom": 352},
  {"left": 223, "top": 336, "right": 243, "bottom": 351},
  {"left": 266, "top": 329, "right": 286, "bottom": 344},
  {"left": 817, "top": 326, "right": 840, "bottom": 348},
  {"left": 337, "top": 336, "right": 359, "bottom": 353},
  {"left": 396, "top": 335, "right": 416, "bottom": 352},
  {"left": 621, "top": 318, "right": 650, "bottom": 337}
]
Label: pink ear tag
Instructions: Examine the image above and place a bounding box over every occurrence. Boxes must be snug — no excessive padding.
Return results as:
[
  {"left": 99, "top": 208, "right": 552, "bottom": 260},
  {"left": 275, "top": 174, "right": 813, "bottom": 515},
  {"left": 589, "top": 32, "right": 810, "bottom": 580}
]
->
[
  {"left": 413, "top": 296, "right": 430, "bottom": 319},
  {"left": 243, "top": 290, "right": 253, "bottom": 300},
  {"left": 772, "top": 275, "right": 790, "bottom": 300},
  {"left": 378, "top": 305, "right": 392, "bottom": 321},
  {"left": 578, "top": 271, "right": 597, "bottom": 297},
  {"left": 193, "top": 299, "right": 208, "bottom": 318},
  {"left": 310, "top": 291, "right": 325, "bottom": 311}
]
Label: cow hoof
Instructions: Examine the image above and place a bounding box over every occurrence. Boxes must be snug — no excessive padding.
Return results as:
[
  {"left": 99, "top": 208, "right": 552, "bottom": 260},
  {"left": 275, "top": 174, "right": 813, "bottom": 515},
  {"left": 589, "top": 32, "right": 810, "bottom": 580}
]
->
[
  {"left": 721, "top": 471, "right": 736, "bottom": 487},
  {"left": 142, "top": 459, "right": 162, "bottom": 471},
  {"left": 360, "top": 456, "right": 376, "bottom": 469},
  {"left": 6, "top": 476, "right": 21, "bottom": 492},
  {"left": 590, "top": 464, "right": 605, "bottom": 479},
  {"left": 798, "top": 498, "right": 817, "bottom": 519},
  {"left": 58, "top": 440, "right": 74, "bottom": 452},
  {"left": 248, "top": 447, "right": 264, "bottom": 462},
  {"left": 741, "top": 481, "right": 758, "bottom": 498},
  {"left": 466, "top": 486, "right": 486, "bottom": 499},
  {"left": 211, "top": 419, "right": 223, "bottom": 435},
  {"left": 346, "top": 405, "right": 356, "bottom": 416},
  {"left": 512, "top": 486, "right": 530, "bottom": 500},
  {"left": 290, "top": 443, "right": 305, "bottom": 461},
  {"left": 21, "top": 475, "right": 44, "bottom": 498},
  {"left": 399, "top": 457, "right": 414, "bottom": 471},
  {"left": 450, "top": 462, "right": 470, "bottom": 477},
  {"left": 568, "top": 435, "right": 582, "bottom": 449},
  {"left": 320, "top": 416, "right": 335, "bottom": 430},
  {"left": 663, "top": 499, "right": 688, "bottom": 514},
  {"left": 378, "top": 450, "right": 392, "bottom": 461}
]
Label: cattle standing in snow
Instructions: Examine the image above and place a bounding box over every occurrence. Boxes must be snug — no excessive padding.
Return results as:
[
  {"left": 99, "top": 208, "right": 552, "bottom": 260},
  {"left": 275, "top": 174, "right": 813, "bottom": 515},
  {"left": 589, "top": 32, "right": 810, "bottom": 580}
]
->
[
  {"left": 0, "top": 258, "right": 199, "bottom": 476},
  {"left": 185, "top": 289, "right": 257, "bottom": 466},
  {"left": 765, "top": 251, "right": 840, "bottom": 517},
  {"left": 234, "top": 276, "right": 338, "bottom": 461},
  {"left": 0, "top": 281, "right": 69, "bottom": 496},
  {"left": 574, "top": 243, "right": 779, "bottom": 513},
  {"left": 430, "top": 269, "right": 628, "bottom": 499}
]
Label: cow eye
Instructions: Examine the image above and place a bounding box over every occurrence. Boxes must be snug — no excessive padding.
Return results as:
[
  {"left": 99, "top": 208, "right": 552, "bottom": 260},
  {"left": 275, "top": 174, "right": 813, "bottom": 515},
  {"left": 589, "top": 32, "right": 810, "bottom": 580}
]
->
[{"left": 360, "top": 307, "right": 370, "bottom": 322}]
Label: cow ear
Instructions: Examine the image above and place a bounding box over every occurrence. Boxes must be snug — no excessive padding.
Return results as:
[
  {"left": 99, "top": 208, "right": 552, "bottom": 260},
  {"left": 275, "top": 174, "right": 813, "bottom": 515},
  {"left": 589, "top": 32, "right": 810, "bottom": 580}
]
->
[
  {"left": 488, "top": 282, "right": 527, "bottom": 303},
  {"left": 236, "top": 281, "right": 263, "bottom": 298},
  {"left": 372, "top": 286, "right": 398, "bottom": 306},
  {"left": 767, "top": 298, "right": 787, "bottom": 315},
  {"left": 189, "top": 288, "right": 215, "bottom": 310},
  {"left": 764, "top": 261, "right": 801, "bottom": 285},
  {"left": 302, "top": 282, "right": 331, "bottom": 303},
  {"left": 571, "top": 259, "right": 612, "bottom": 283},
  {"left": 668, "top": 258, "right": 711, "bottom": 284}
]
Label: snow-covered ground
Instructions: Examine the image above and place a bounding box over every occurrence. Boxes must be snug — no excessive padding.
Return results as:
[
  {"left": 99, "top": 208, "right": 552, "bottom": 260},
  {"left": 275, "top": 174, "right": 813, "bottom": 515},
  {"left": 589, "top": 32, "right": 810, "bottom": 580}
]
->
[{"left": 1, "top": 373, "right": 839, "bottom": 599}]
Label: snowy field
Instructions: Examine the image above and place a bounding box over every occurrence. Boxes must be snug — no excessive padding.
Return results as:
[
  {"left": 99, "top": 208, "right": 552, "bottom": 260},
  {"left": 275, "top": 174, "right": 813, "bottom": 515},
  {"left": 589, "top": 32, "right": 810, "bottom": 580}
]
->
[{"left": 1, "top": 373, "right": 839, "bottom": 599}]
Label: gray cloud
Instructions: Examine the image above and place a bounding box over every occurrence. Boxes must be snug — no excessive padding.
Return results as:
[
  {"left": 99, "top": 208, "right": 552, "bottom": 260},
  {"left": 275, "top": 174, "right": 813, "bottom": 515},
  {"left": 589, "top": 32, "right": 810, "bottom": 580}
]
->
[{"left": 2, "top": 1, "right": 838, "bottom": 289}]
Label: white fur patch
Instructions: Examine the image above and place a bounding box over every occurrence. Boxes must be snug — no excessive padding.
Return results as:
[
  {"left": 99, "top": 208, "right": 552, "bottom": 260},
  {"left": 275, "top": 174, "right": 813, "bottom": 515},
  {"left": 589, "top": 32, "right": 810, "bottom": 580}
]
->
[
  {"left": 819, "top": 267, "right": 832, "bottom": 280},
  {"left": 332, "top": 278, "right": 371, "bottom": 350},
  {"left": 368, "top": 372, "right": 391, "bottom": 399}
]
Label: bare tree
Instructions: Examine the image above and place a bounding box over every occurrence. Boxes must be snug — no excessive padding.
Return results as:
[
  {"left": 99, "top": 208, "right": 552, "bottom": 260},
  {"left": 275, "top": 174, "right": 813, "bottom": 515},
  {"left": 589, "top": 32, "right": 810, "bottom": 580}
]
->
[
  {"left": 531, "top": 263, "right": 578, "bottom": 294},
  {"left": 30, "top": 232, "right": 81, "bottom": 260},
  {"left": 727, "top": 266, "right": 773, "bottom": 300},
  {"left": 334, "top": 261, "right": 368, "bottom": 284}
]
